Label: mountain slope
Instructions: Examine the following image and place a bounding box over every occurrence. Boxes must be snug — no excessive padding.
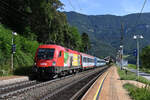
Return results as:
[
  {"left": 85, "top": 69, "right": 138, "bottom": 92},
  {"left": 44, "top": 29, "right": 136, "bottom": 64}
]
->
[{"left": 65, "top": 11, "right": 150, "bottom": 60}]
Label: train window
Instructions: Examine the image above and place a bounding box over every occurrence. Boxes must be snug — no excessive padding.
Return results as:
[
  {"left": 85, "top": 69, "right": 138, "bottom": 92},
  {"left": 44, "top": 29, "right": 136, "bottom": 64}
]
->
[
  {"left": 86, "top": 58, "right": 88, "bottom": 62},
  {"left": 90, "top": 59, "right": 92, "bottom": 62},
  {"left": 88, "top": 58, "right": 90, "bottom": 62},
  {"left": 59, "top": 51, "right": 61, "bottom": 57},
  {"left": 83, "top": 57, "right": 86, "bottom": 62},
  {"left": 37, "top": 48, "right": 55, "bottom": 59},
  {"left": 92, "top": 59, "right": 94, "bottom": 62},
  {"left": 85, "top": 58, "right": 87, "bottom": 62}
]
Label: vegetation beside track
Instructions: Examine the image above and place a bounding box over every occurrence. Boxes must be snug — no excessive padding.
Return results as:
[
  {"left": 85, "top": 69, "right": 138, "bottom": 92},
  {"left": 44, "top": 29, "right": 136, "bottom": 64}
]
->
[
  {"left": 127, "top": 64, "right": 136, "bottom": 69},
  {"left": 141, "top": 68, "right": 150, "bottom": 74},
  {"left": 127, "top": 64, "right": 150, "bottom": 74},
  {"left": 0, "top": 25, "right": 39, "bottom": 76},
  {"left": 123, "top": 83, "right": 150, "bottom": 100},
  {"left": 117, "top": 67, "right": 150, "bottom": 85}
]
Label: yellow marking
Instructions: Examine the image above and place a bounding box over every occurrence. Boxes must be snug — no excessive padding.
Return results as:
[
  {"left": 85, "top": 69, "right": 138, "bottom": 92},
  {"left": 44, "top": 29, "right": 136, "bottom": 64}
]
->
[{"left": 93, "top": 72, "right": 109, "bottom": 100}]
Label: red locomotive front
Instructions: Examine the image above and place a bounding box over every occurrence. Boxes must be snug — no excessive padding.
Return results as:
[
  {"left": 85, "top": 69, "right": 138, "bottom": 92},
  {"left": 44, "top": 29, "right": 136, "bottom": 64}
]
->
[{"left": 32, "top": 45, "right": 65, "bottom": 78}]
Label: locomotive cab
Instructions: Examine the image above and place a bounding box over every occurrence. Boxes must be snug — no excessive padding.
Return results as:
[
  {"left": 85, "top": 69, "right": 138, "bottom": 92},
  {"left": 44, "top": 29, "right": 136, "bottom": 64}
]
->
[
  {"left": 36, "top": 48, "right": 56, "bottom": 67},
  {"left": 32, "top": 45, "right": 64, "bottom": 78}
]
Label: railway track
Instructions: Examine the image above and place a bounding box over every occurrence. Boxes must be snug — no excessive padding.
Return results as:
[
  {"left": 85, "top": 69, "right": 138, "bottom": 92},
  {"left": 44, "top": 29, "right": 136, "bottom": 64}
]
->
[
  {"left": 41, "top": 67, "right": 108, "bottom": 100},
  {"left": 0, "top": 80, "right": 37, "bottom": 94},
  {"left": 0, "top": 80, "right": 40, "bottom": 99},
  {"left": 0, "top": 66, "right": 108, "bottom": 100}
]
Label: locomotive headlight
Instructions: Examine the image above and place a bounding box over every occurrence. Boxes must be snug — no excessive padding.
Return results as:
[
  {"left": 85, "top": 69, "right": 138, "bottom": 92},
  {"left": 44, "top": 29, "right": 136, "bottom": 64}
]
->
[
  {"left": 52, "top": 61, "right": 56, "bottom": 66},
  {"left": 34, "top": 62, "right": 36, "bottom": 65}
]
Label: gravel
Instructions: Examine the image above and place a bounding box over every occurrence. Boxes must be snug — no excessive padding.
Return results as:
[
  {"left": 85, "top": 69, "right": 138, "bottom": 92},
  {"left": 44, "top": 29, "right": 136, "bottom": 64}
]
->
[{"left": 2, "top": 67, "right": 106, "bottom": 100}]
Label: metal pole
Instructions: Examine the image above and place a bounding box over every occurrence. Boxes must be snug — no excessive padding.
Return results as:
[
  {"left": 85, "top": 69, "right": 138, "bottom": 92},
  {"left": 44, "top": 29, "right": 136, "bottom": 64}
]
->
[
  {"left": 120, "top": 46, "right": 123, "bottom": 70},
  {"left": 11, "top": 34, "right": 14, "bottom": 72},
  {"left": 121, "top": 48, "right": 122, "bottom": 70},
  {"left": 137, "top": 37, "right": 139, "bottom": 80},
  {"left": 122, "top": 46, "right": 123, "bottom": 69}
]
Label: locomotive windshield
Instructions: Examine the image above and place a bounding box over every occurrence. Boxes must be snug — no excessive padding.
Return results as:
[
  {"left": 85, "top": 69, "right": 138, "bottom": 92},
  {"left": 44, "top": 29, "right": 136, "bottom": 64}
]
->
[{"left": 37, "top": 48, "right": 55, "bottom": 59}]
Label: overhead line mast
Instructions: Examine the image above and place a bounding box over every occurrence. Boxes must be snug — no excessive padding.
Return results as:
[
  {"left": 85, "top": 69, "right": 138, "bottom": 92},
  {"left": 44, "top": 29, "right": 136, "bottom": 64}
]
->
[
  {"left": 120, "top": 23, "right": 124, "bottom": 70},
  {"left": 67, "top": 0, "right": 76, "bottom": 10},
  {"left": 134, "top": 0, "right": 147, "bottom": 35},
  {"left": 133, "top": 0, "right": 147, "bottom": 81},
  {"left": 76, "top": 0, "right": 82, "bottom": 11}
]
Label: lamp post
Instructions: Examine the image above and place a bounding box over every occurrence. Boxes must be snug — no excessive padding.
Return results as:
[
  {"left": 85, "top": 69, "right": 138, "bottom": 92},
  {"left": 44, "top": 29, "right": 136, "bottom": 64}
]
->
[
  {"left": 120, "top": 45, "right": 123, "bottom": 70},
  {"left": 133, "top": 35, "right": 143, "bottom": 80},
  {"left": 11, "top": 32, "right": 17, "bottom": 72}
]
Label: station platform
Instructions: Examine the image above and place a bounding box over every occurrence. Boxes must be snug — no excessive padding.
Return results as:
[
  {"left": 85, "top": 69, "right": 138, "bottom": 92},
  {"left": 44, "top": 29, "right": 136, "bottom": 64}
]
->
[
  {"left": 81, "top": 66, "right": 131, "bottom": 100},
  {"left": 0, "top": 76, "right": 29, "bottom": 86}
]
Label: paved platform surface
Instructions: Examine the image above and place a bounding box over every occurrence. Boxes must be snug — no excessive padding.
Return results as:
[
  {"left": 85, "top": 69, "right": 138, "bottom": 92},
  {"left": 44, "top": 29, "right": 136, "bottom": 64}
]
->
[
  {"left": 0, "top": 76, "right": 29, "bottom": 86},
  {"left": 82, "top": 66, "right": 131, "bottom": 100}
]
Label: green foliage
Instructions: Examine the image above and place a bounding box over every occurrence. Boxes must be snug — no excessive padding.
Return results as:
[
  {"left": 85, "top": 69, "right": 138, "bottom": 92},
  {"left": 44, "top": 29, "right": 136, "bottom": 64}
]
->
[
  {"left": 0, "top": 0, "right": 84, "bottom": 52},
  {"left": 141, "top": 46, "right": 150, "bottom": 68},
  {"left": 0, "top": 24, "right": 39, "bottom": 76},
  {"left": 0, "top": 0, "right": 28, "bottom": 34},
  {"left": 81, "top": 32, "right": 91, "bottom": 53},
  {"left": 128, "top": 64, "right": 137, "bottom": 69},
  {"left": 141, "top": 68, "right": 150, "bottom": 74},
  {"left": 124, "top": 83, "right": 150, "bottom": 100},
  {"left": 68, "top": 26, "right": 82, "bottom": 51},
  {"left": 117, "top": 67, "right": 150, "bottom": 85},
  {"left": 14, "top": 66, "right": 32, "bottom": 75}
]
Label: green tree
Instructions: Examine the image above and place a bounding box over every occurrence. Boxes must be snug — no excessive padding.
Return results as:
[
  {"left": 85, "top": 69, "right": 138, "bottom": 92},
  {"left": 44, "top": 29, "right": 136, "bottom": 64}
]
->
[
  {"left": 141, "top": 46, "right": 150, "bottom": 68},
  {"left": 29, "top": 0, "right": 65, "bottom": 43},
  {"left": 0, "top": 0, "right": 28, "bottom": 34},
  {"left": 81, "top": 32, "right": 91, "bottom": 53}
]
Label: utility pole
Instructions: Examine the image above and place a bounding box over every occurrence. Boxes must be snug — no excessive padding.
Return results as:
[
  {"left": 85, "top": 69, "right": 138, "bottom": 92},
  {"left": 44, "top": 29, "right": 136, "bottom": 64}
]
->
[
  {"left": 133, "top": 35, "right": 143, "bottom": 80},
  {"left": 120, "top": 24, "right": 124, "bottom": 70}
]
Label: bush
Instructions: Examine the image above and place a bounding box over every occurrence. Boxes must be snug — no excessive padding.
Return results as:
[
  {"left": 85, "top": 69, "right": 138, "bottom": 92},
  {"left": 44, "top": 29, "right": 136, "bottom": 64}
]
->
[
  {"left": 128, "top": 64, "right": 137, "bottom": 69},
  {"left": 14, "top": 66, "right": 32, "bottom": 76},
  {"left": 141, "top": 46, "right": 150, "bottom": 68},
  {"left": 0, "top": 24, "right": 39, "bottom": 76},
  {"left": 124, "top": 83, "right": 150, "bottom": 100},
  {"left": 117, "top": 67, "right": 150, "bottom": 85}
]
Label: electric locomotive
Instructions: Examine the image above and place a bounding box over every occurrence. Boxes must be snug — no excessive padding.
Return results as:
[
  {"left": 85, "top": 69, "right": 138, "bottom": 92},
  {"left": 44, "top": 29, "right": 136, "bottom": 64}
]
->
[{"left": 32, "top": 45, "right": 82, "bottom": 78}]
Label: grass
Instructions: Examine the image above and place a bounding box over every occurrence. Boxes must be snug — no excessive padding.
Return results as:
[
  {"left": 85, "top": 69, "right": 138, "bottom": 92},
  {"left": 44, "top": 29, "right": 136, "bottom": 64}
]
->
[
  {"left": 117, "top": 67, "right": 150, "bottom": 85},
  {"left": 141, "top": 68, "right": 150, "bottom": 74},
  {"left": 127, "top": 64, "right": 136, "bottom": 69},
  {"left": 124, "top": 83, "right": 150, "bottom": 100},
  {"left": 127, "top": 64, "right": 150, "bottom": 74}
]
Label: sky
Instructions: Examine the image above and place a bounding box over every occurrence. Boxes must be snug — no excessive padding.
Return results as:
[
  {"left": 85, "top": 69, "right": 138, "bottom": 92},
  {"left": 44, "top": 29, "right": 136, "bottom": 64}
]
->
[{"left": 60, "top": 0, "right": 150, "bottom": 16}]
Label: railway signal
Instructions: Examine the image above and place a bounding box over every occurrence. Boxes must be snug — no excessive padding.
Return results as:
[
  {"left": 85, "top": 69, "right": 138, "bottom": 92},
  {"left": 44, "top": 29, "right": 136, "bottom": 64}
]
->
[
  {"left": 12, "top": 44, "right": 16, "bottom": 54},
  {"left": 133, "top": 49, "right": 137, "bottom": 57}
]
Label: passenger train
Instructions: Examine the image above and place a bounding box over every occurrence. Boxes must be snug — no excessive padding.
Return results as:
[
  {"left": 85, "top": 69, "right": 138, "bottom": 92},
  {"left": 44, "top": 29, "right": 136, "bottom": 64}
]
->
[{"left": 32, "top": 44, "right": 106, "bottom": 79}]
